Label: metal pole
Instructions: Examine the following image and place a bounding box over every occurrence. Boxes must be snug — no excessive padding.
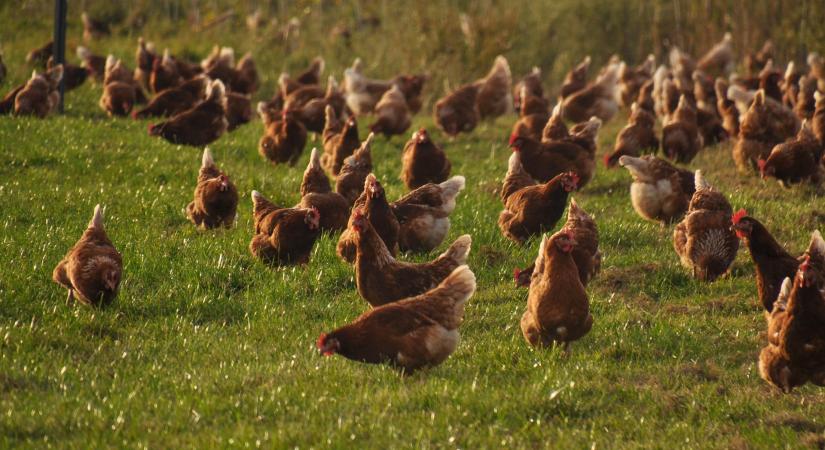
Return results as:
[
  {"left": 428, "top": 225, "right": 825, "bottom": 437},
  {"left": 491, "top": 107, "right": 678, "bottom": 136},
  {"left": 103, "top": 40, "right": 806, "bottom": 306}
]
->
[{"left": 53, "top": 0, "right": 67, "bottom": 113}]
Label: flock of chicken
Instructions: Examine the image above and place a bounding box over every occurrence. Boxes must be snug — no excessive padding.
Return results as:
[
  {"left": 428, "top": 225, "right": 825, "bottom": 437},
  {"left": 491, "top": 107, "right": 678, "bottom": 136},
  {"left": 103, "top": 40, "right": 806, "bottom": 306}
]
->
[{"left": 2, "top": 18, "right": 825, "bottom": 389}]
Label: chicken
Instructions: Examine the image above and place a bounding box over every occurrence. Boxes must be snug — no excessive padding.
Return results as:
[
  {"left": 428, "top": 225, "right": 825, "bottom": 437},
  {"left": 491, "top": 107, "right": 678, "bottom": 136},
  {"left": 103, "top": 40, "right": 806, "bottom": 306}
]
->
[
  {"left": 619, "top": 54, "right": 656, "bottom": 108},
  {"left": 560, "top": 56, "right": 591, "bottom": 99},
  {"left": 52, "top": 205, "right": 122, "bottom": 307},
  {"left": 760, "top": 231, "right": 825, "bottom": 393},
  {"left": 81, "top": 12, "right": 111, "bottom": 42},
  {"left": 231, "top": 52, "right": 259, "bottom": 95},
  {"left": 249, "top": 191, "right": 321, "bottom": 266},
  {"left": 541, "top": 103, "right": 568, "bottom": 143},
  {"left": 520, "top": 230, "right": 593, "bottom": 350},
  {"left": 337, "top": 174, "right": 400, "bottom": 263},
  {"left": 149, "top": 79, "right": 228, "bottom": 147},
  {"left": 433, "top": 83, "right": 479, "bottom": 137},
  {"left": 335, "top": 133, "right": 374, "bottom": 205},
  {"left": 392, "top": 176, "right": 466, "bottom": 253},
  {"left": 636, "top": 78, "right": 656, "bottom": 113},
  {"left": 342, "top": 58, "right": 427, "bottom": 115},
  {"left": 562, "top": 60, "right": 621, "bottom": 123},
  {"left": 297, "top": 149, "right": 350, "bottom": 233},
  {"left": 349, "top": 207, "right": 472, "bottom": 307},
  {"left": 133, "top": 76, "right": 206, "bottom": 119},
  {"left": 186, "top": 148, "right": 238, "bottom": 229},
  {"left": 225, "top": 92, "right": 252, "bottom": 131},
  {"left": 26, "top": 40, "right": 53, "bottom": 68},
  {"left": 257, "top": 106, "right": 307, "bottom": 166},
  {"left": 513, "top": 66, "right": 544, "bottom": 112},
  {"left": 296, "top": 56, "right": 325, "bottom": 86},
  {"left": 661, "top": 94, "right": 703, "bottom": 163},
  {"left": 812, "top": 91, "right": 825, "bottom": 147},
  {"left": 369, "top": 84, "right": 411, "bottom": 137},
  {"left": 100, "top": 56, "right": 145, "bottom": 117},
  {"left": 673, "top": 171, "right": 738, "bottom": 281},
  {"left": 76, "top": 46, "right": 106, "bottom": 82},
  {"left": 745, "top": 40, "right": 774, "bottom": 75},
  {"left": 321, "top": 106, "right": 360, "bottom": 176},
  {"left": 47, "top": 57, "right": 86, "bottom": 92},
  {"left": 730, "top": 210, "right": 800, "bottom": 312},
  {"left": 732, "top": 90, "right": 799, "bottom": 173},
  {"left": 758, "top": 60, "right": 784, "bottom": 103},
  {"left": 604, "top": 102, "right": 659, "bottom": 168},
  {"left": 618, "top": 155, "right": 695, "bottom": 224},
  {"left": 202, "top": 47, "right": 237, "bottom": 89},
  {"left": 295, "top": 76, "right": 346, "bottom": 134},
  {"left": 697, "top": 32, "right": 734, "bottom": 75},
  {"left": 317, "top": 265, "right": 476, "bottom": 373},
  {"left": 794, "top": 75, "right": 818, "bottom": 121},
  {"left": 474, "top": 55, "right": 512, "bottom": 119},
  {"left": 781, "top": 62, "right": 802, "bottom": 110},
  {"left": 509, "top": 122, "right": 597, "bottom": 187},
  {"left": 14, "top": 65, "right": 63, "bottom": 118},
  {"left": 498, "top": 171, "right": 578, "bottom": 244},
  {"left": 500, "top": 151, "right": 535, "bottom": 204},
  {"left": 133, "top": 38, "right": 157, "bottom": 92},
  {"left": 401, "top": 128, "right": 451, "bottom": 189},
  {"left": 511, "top": 85, "right": 550, "bottom": 141},
  {"left": 715, "top": 78, "right": 739, "bottom": 137},
  {"left": 149, "top": 50, "right": 182, "bottom": 93},
  {"left": 760, "top": 121, "right": 824, "bottom": 187}
]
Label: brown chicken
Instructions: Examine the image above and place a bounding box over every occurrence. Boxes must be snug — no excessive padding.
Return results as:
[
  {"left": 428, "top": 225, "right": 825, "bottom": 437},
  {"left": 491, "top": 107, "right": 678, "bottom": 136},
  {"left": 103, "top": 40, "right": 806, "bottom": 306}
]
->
[
  {"left": 297, "top": 149, "right": 350, "bottom": 233},
  {"left": 149, "top": 50, "right": 182, "bottom": 93},
  {"left": 509, "top": 122, "right": 597, "bottom": 187},
  {"left": 673, "top": 171, "right": 738, "bottom": 281},
  {"left": 81, "top": 12, "right": 111, "bottom": 42},
  {"left": 335, "top": 133, "right": 374, "bottom": 205},
  {"left": 369, "top": 84, "right": 411, "bottom": 137},
  {"left": 514, "top": 198, "right": 601, "bottom": 288},
  {"left": 14, "top": 65, "right": 63, "bottom": 118},
  {"left": 732, "top": 90, "right": 798, "bottom": 174},
  {"left": 26, "top": 40, "right": 53, "bottom": 68},
  {"left": 133, "top": 37, "right": 157, "bottom": 92},
  {"left": 249, "top": 191, "right": 321, "bottom": 266},
  {"left": 393, "top": 176, "right": 466, "bottom": 253},
  {"left": 795, "top": 75, "right": 818, "bottom": 120},
  {"left": 604, "top": 102, "right": 659, "bottom": 168},
  {"left": 475, "top": 55, "right": 513, "bottom": 119},
  {"left": 661, "top": 94, "right": 702, "bottom": 163},
  {"left": 321, "top": 106, "right": 360, "bottom": 176},
  {"left": 257, "top": 105, "right": 307, "bottom": 165},
  {"left": 730, "top": 210, "right": 800, "bottom": 312},
  {"left": 133, "top": 76, "right": 206, "bottom": 118},
  {"left": 100, "top": 56, "right": 144, "bottom": 117},
  {"left": 758, "top": 60, "right": 784, "bottom": 103},
  {"left": 619, "top": 54, "right": 656, "bottom": 108},
  {"left": 52, "top": 205, "right": 122, "bottom": 307},
  {"left": 745, "top": 40, "right": 774, "bottom": 76},
  {"left": 231, "top": 52, "right": 259, "bottom": 95},
  {"left": 350, "top": 208, "right": 472, "bottom": 307},
  {"left": 760, "top": 231, "right": 825, "bottom": 393},
  {"left": 520, "top": 230, "right": 593, "bottom": 350},
  {"left": 697, "top": 33, "right": 734, "bottom": 75},
  {"left": 498, "top": 171, "right": 578, "bottom": 244},
  {"left": 511, "top": 85, "right": 550, "bottom": 141},
  {"left": 618, "top": 155, "right": 695, "bottom": 224},
  {"left": 47, "top": 57, "right": 86, "bottom": 92},
  {"left": 560, "top": 56, "right": 591, "bottom": 99},
  {"left": 296, "top": 56, "right": 325, "bottom": 86},
  {"left": 433, "top": 83, "right": 479, "bottom": 137},
  {"left": 811, "top": 91, "right": 825, "bottom": 147},
  {"left": 715, "top": 78, "right": 739, "bottom": 137},
  {"left": 760, "top": 121, "right": 824, "bottom": 187},
  {"left": 343, "top": 58, "right": 426, "bottom": 115},
  {"left": 500, "top": 151, "right": 535, "bottom": 204},
  {"left": 513, "top": 66, "right": 544, "bottom": 112},
  {"left": 149, "top": 79, "right": 228, "bottom": 147},
  {"left": 562, "top": 60, "right": 621, "bottom": 123},
  {"left": 337, "top": 174, "right": 400, "bottom": 263},
  {"left": 185, "top": 148, "right": 238, "bottom": 229},
  {"left": 295, "top": 76, "right": 347, "bottom": 134},
  {"left": 542, "top": 103, "right": 569, "bottom": 142},
  {"left": 317, "top": 265, "right": 476, "bottom": 373},
  {"left": 225, "top": 92, "right": 252, "bottom": 131},
  {"left": 401, "top": 128, "right": 451, "bottom": 189}
]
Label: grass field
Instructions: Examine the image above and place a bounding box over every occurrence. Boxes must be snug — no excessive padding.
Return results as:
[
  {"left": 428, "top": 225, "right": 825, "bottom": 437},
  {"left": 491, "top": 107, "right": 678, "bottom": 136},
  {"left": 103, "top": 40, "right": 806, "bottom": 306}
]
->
[{"left": 2, "top": 2, "right": 825, "bottom": 449}]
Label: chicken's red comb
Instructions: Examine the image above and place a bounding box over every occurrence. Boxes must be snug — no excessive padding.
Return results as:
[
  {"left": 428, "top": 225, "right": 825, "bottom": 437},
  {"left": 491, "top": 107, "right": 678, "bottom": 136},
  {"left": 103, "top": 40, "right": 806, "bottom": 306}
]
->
[
  {"left": 757, "top": 159, "right": 767, "bottom": 171},
  {"left": 731, "top": 209, "right": 747, "bottom": 225},
  {"left": 147, "top": 123, "right": 155, "bottom": 135},
  {"left": 316, "top": 333, "right": 327, "bottom": 349},
  {"left": 509, "top": 132, "right": 519, "bottom": 147},
  {"left": 568, "top": 172, "right": 580, "bottom": 186},
  {"left": 513, "top": 267, "right": 521, "bottom": 281},
  {"left": 602, "top": 153, "right": 613, "bottom": 167}
]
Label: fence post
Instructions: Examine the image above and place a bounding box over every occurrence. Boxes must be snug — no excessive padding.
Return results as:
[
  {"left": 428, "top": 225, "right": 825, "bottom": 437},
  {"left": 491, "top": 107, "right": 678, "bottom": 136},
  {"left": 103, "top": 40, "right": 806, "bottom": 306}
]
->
[{"left": 53, "top": 0, "right": 68, "bottom": 113}]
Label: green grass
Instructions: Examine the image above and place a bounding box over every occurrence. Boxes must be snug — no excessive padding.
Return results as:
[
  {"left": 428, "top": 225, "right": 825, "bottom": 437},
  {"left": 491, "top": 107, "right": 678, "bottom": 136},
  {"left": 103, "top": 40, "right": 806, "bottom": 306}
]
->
[{"left": 3, "top": 2, "right": 825, "bottom": 449}]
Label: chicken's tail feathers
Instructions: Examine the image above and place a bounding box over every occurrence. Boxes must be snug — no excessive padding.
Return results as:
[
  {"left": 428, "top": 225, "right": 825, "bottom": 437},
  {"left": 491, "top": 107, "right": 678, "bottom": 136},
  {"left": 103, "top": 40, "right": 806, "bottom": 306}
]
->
[
  {"left": 439, "top": 175, "right": 466, "bottom": 201},
  {"left": 694, "top": 170, "right": 710, "bottom": 190},
  {"left": 89, "top": 204, "right": 104, "bottom": 229},
  {"left": 808, "top": 229, "right": 825, "bottom": 258},
  {"left": 439, "top": 234, "right": 472, "bottom": 264},
  {"left": 202, "top": 147, "right": 215, "bottom": 168},
  {"left": 440, "top": 265, "right": 477, "bottom": 301}
]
